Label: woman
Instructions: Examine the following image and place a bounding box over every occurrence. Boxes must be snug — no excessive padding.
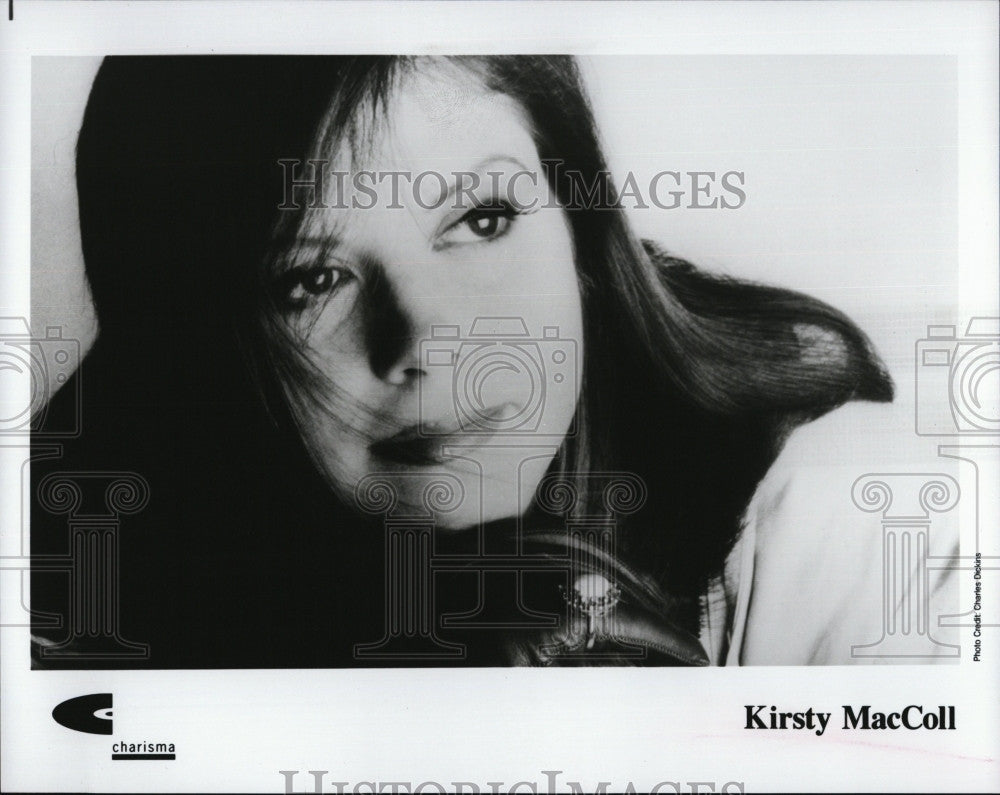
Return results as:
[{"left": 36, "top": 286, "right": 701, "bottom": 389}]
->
[{"left": 32, "top": 55, "right": 901, "bottom": 667}]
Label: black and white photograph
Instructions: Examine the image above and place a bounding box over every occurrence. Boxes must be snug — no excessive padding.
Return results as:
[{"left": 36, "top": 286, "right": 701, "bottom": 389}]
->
[{"left": 2, "top": 2, "right": 998, "bottom": 792}]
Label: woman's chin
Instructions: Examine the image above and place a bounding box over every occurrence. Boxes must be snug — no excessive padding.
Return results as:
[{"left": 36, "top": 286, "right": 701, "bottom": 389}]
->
[
  {"left": 384, "top": 478, "right": 533, "bottom": 530},
  {"left": 346, "top": 446, "right": 554, "bottom": 530},
  {"left": 431, "top": 499, "right": 526, "bottom": 532}
]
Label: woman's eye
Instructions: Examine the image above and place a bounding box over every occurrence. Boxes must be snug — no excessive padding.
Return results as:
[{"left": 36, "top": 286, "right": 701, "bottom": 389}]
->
[
  {"left": 466, "top": 210, "right": 509, "bottom": 238},
  {"left": 300, "top": 268, "right": 338, "bottom": 295},
  {"left": 275, "top": 266, "right": 350, "bottom": 308},
  {"left": 438, "top": 202, "right": 519, "bottom": 247}
]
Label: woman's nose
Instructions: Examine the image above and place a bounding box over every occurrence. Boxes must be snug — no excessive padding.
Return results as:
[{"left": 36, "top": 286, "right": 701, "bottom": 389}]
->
[{"left": 361, "top": 263, "right": 430, "bottom": 386}]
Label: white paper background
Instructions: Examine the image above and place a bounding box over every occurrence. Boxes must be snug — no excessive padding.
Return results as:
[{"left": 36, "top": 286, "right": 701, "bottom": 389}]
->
[{"left": 2, "top": 2, "right": 998, "bottom": 793}]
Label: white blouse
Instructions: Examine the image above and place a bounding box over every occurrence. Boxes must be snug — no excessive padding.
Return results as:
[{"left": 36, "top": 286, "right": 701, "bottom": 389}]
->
[{"left": 699, "top": 401, "right": 963, "bottom": 665}]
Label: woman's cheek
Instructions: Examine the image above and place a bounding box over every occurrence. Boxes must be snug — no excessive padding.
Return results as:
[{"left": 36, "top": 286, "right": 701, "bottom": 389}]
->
[{"left": 305, "top": 303, "right": 367, "bottom": 375}]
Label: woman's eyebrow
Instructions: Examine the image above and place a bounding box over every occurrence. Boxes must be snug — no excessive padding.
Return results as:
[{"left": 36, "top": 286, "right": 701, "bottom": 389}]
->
[
  {"left": 442, "top": 155, "right": 534, "bottom": 202},
  {"left": 280, "top": 234, "right": 345, "bottom": 267}
]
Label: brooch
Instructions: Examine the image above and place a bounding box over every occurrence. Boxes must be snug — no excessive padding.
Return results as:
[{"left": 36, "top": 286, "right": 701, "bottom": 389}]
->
[{"left": 560, "top": 573, "right": 622, "bottom": 649}]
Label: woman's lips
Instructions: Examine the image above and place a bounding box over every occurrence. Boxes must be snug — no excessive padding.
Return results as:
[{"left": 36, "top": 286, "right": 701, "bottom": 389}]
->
[
  {"left": 369, "top": 428, "right": 451, "bottom": 465},
  {"left": 369, "top": 412, "right": 508, "bottom": 466}
]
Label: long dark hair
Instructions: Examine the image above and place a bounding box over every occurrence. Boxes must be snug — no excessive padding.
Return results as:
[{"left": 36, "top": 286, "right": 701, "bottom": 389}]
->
[
  {"left": 236, "top": 56, "right": 892, "bottom": 595},
  {"left": 38, "top": 55, "right": 891, "bottom": 667}
]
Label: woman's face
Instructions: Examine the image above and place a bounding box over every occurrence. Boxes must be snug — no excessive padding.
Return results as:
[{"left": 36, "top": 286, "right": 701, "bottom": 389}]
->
[{"left": 274, "top": 66, "right": 583, "bottom": 528}]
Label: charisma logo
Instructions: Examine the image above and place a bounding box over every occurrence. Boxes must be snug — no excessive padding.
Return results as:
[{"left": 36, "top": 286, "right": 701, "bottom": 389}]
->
[{"left": 52, "top": 693, "right": 113, "bottom": 735}]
